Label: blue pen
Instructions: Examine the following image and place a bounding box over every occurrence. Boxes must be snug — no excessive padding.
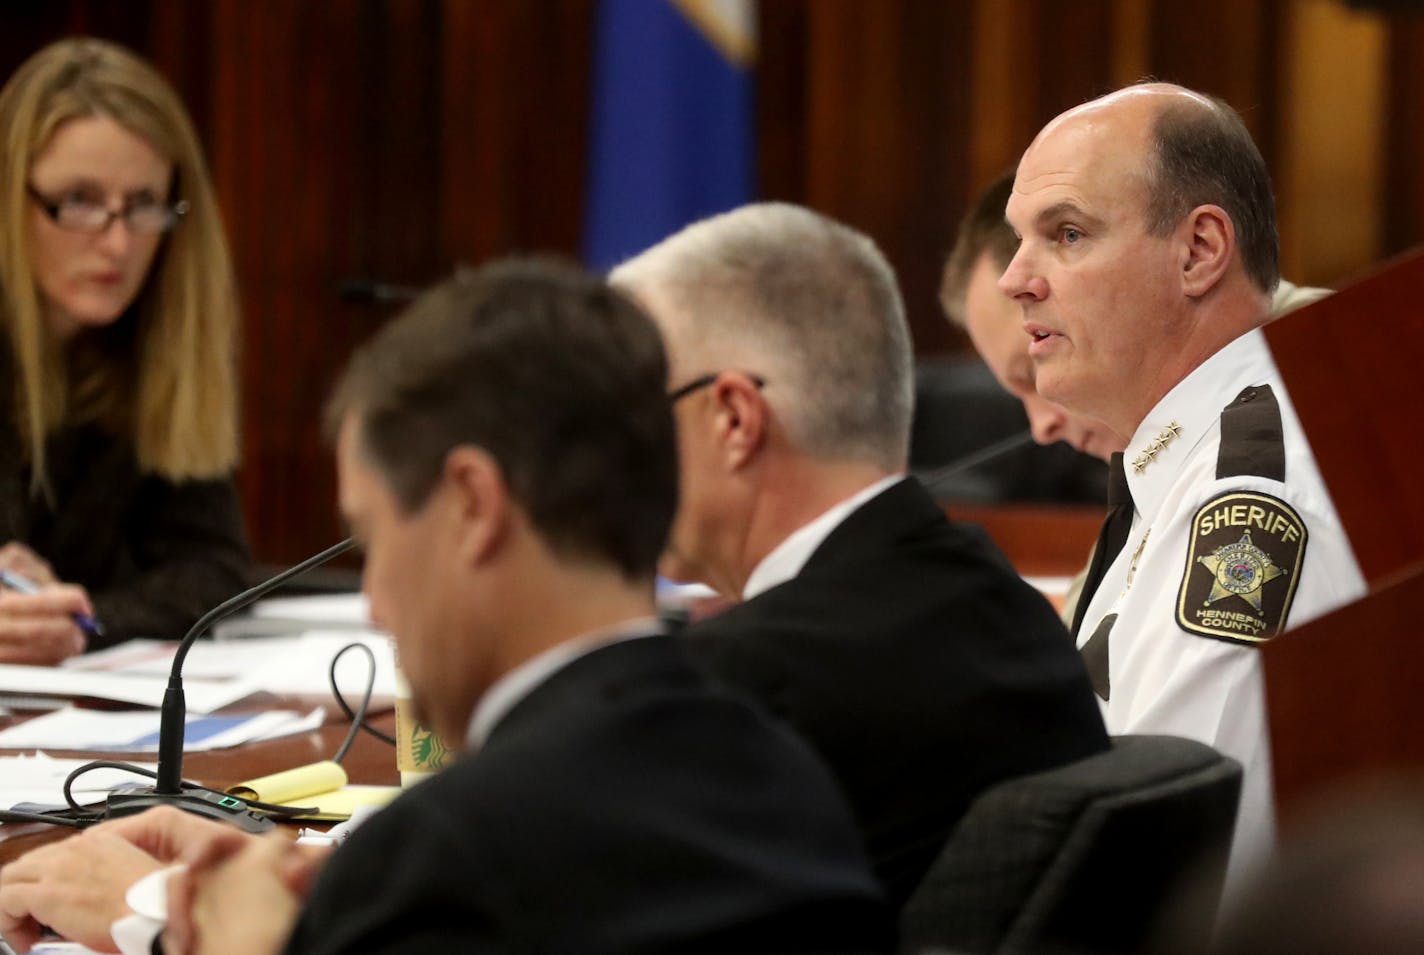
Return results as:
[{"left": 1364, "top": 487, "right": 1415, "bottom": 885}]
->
[{"left": 0, "top": 568, "right": 106, "bottom": 640}]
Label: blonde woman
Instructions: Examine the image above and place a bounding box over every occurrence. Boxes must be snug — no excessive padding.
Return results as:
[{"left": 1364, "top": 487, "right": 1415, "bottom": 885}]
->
[{"left": 0, "top": 38, "right": 249, "bottom": 663}]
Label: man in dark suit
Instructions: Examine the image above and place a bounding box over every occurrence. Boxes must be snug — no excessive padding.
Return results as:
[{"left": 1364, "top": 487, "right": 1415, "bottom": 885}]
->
[
  {"left": 611, "top": 203, "right": 1110, "bottom": 905},
  {"left": 0, "top": 261, "right": 891, "bottom": 954}
]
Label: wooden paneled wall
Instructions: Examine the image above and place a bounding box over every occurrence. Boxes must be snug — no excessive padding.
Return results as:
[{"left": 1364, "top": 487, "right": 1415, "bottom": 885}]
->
[{"left": 3, "top": 0, "right": 1422, "bottom": 563}]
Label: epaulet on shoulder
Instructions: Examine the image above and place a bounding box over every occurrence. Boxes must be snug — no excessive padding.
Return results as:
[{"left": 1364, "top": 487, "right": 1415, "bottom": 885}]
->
[{"left": 1216, "top": 384, "right": 1285, "bottom": 482}]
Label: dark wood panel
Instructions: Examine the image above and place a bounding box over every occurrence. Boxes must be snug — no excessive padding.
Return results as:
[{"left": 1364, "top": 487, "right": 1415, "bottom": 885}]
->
[
  {"left": 1032, "top": 0, "right": 1119, "bottom": 117},
  {"left": 203, "top": 0, "right": 598, "bottom": 563},
  {"left": 440, "top": 0, "right": 595, "bottom": 261},
  {"left": 1148, "top": 0, "right": 1282, "bottom": 170},
  {"left": 759, "top": 0, "right": 975, "bottom": 356},
  {"left": 209, "top": 0, "right": 368, "bottom": 563},
  {"left": 1263, "top": 248, "right": 1424, "bottom": 585},
  {"left": 756, "top": 0, "right": 811, "bottom": 208},
  {"left": 1384, "top": 13, "right": 1424, "bottom": 254},
  {"left": 0, "top": 2, "right": 148, "bottom": 81},
  {"left": 1265, "top": 565, "right": 1424, "bottom": 814}
]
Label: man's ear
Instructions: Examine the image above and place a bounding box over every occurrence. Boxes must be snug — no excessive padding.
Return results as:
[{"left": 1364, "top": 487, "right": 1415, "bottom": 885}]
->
[
  {"left": 442, "top": 445, "right": 509, "bottom": 566},
  {"left": 1180, "top": 204, "right": 1234, "bottom": 298},
  {"left": 711, "top": 372, "right": 767, "bottom": 470}
]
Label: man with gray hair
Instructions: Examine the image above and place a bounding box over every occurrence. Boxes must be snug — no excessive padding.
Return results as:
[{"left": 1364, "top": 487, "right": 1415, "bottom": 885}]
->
[{"left": 612, "top": 202, "right": 1108, "bottom": 905}]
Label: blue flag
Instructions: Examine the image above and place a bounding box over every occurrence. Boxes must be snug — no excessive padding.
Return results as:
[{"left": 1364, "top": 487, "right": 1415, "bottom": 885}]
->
[{"left": 582, "top": 0, "right": 756, "bottom": 271}]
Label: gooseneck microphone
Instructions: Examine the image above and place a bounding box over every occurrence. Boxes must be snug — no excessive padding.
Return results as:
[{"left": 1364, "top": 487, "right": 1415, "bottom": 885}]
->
[
  {"left": 336, "top": 278, "right": 422, "bottom": 305},
  {"left": 104, "top": 538, "right": 356, "bottom": 831},
  {"left": 920, "top": 430, "right": 1035, "bottom": 496}
]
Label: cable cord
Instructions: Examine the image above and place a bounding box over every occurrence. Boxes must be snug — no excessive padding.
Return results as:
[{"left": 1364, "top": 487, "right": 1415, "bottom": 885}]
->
[
  {"left": 60, "top": 760, "right": 319, "bottom": 819},
  {"left": 329, "top": 641, "right": 396, "bottom": 753},
  {"left": 0, "top": 809, "right": 88, "bottom": 828}
]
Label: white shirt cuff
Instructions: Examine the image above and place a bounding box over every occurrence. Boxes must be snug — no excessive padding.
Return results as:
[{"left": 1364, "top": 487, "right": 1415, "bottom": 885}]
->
[{"left": 110, "top": 866, "right": 181, "bottom": 955}]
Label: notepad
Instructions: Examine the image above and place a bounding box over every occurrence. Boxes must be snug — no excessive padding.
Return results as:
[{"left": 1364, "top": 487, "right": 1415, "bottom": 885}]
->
[{"left": 227, "top": 759, "right": 399, "bottom": 821}]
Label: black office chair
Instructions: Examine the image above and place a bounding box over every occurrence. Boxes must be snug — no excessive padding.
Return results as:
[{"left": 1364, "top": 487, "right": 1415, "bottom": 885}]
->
[{"left": 899, "top": 734, "right": 1242, "bottom": 955}]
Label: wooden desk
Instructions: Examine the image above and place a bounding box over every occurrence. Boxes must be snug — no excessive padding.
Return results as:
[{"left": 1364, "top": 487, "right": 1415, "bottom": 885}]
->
[
  {"left": 941, "top": 500, "right": 1103, "bottom": 578},
  {"left": 0, "top": 700, "right": 398, "bottom": 864}
]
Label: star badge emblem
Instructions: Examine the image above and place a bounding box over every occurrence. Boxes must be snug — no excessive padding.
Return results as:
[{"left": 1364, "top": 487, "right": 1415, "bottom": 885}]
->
[
  {"left": 1178, "top": 491, "right": 1307, "bottom": 644},
  {"left": 1196, "top": 529, "right": 1287, "bottom": 613}
]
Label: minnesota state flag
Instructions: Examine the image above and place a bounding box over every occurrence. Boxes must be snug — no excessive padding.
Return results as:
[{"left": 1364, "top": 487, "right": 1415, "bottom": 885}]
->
[{"left": 582, "top": 0, "right": 757, "bottom": 270}]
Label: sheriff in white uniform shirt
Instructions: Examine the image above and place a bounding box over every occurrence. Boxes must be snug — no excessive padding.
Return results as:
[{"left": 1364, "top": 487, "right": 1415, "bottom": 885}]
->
[
  {"left": 999, "top": 82, "right": 1368, "bottom": 888},
  {"left": 1073, "top": 327, "right": 1364, "bottom": 877}
]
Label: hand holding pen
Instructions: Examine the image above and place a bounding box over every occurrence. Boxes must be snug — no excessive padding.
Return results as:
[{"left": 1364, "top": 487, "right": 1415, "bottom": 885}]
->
[{"left": 0, "top": 544, "right": 102, "bottom": 664}]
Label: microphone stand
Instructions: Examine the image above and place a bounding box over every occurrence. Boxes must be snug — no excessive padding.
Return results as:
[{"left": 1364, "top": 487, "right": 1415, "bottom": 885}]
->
[
  {"left": 105, "top": 539, "right": 357, "bottom": 831},
  {"left": 919, "top": 430, "right": 1036, "bottom": 496}
]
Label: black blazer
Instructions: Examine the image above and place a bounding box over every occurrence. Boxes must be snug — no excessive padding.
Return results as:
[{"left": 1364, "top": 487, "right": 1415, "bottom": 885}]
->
[
  {"left": 681, "top": 478, "right": 1109, "bottom": 904},
  {"left": 283, "top": 636, "right": 893, "bottom": 954},
  {"left": 0, "top": 420, "right": 250, "bottom": 647}
]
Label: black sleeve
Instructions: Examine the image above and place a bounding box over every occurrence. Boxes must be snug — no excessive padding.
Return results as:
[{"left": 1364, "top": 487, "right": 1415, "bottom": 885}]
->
[
  {"left": 282, "top": 800, "right": 510, "bottom": 955},
  {"left": 88, "top": 474, "right": 252, "bottom": 647}
]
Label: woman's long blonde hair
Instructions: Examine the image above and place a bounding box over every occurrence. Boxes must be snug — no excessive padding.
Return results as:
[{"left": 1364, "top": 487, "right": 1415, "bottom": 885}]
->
[{"left": 0, "top": 37, "right": 238, "bottom": 489}]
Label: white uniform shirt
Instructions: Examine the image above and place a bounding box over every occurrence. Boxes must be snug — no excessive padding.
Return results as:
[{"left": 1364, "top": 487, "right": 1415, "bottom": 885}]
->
[{"left": 1075, "top": 327, "right": 1366, "bottom": 884}]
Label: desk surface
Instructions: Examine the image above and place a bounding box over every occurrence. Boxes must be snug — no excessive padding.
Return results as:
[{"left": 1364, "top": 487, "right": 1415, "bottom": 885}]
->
[
  {"left": 944, "top": 500, "right": 1103, "bottom": 578},
  {"left": 0, "top": 700, "right": 399, "bottom": 864}
]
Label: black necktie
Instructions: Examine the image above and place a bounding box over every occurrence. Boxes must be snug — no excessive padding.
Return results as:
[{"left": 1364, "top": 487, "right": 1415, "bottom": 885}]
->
[{"left": 1073, "top": 453, "right": 1134, "bottom": 699}]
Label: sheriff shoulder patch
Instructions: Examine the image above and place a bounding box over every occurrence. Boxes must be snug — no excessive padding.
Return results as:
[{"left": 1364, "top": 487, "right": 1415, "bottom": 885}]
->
[{"left": 1176, "top": 491, "right": 1308, "bottom": 645}]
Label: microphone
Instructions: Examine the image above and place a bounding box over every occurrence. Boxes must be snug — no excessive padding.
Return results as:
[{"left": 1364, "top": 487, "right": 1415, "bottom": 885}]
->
[
  {"left": 920, "top": 430, "right": 1036, "bottom": 496},
  {"left": 337, "top": 278, "right": 422, "bottom": 305},
  {"left": 104, "top": 538, "right": 357, "bottom": 832}
]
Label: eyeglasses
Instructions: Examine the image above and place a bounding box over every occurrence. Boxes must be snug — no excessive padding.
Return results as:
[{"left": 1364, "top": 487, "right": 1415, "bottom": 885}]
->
[
  {"left": 667, "top": 372, "right": 766, "bottom": 403},
  {"left": 26, "top": 184, "right": 189, "bottom": 235}
]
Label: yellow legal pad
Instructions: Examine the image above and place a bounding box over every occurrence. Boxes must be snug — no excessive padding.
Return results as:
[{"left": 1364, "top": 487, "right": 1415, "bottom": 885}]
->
[{"left": 227, "top": 760, "right": 400, "bottom": 821}]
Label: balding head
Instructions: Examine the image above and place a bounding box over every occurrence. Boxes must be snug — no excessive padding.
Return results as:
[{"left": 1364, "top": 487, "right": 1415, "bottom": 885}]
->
[
  {"left": 998, "top": 83, "right": 1277, "bottom": 437},
  {"left": 1028, "top": 83, "right": 1278, "bottom": 293}
]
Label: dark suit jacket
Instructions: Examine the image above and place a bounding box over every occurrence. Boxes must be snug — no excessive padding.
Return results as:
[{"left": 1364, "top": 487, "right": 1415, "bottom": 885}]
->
[
  {"left": 681, "top": 478, "right": 1109, "bottom": 904},
  {"left": 283, "top": 635, "right": 893, "bottom": 954},
  {"left": 0, "top": 420, "right": 250, "bottom": 647}
]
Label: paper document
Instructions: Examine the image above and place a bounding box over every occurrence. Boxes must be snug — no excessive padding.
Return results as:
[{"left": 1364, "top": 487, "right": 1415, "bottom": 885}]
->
[
  {"left": 0, "top": 752, "right": 158, "bottom": 811},
  {"left": 0, "top": 665, "right": 256, "bottom": 713},
  {"left": 68, "top": 633, "right": 397, "bottom": 699},
  {"left": 0, "top": 707, "right": 325, "bottom": 753},
  {"left": 250, "top": 592, "right": 371, "bottom": 625},
  {"left": 214, "top": 591, "right": 374, "bottom": 639}
]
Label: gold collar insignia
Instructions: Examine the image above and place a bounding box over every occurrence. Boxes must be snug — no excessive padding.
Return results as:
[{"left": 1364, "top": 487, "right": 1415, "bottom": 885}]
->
[{"left": 1131, "top": 421, "right": 1183, "bottom": 474}]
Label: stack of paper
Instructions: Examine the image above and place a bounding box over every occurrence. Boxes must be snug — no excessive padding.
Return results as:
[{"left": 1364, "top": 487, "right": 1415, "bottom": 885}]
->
[
  {"left": 210, "top": 592, "right": 373, "bottom": 639},
  {"left": 0, "top": 664, "right": 256, "bottom": 712},
  {"left": 0, "top": 707, "right": 325, "bottom": 753},
  {"left": 64, "top": 632, "right": 397, "bottom": 699}
]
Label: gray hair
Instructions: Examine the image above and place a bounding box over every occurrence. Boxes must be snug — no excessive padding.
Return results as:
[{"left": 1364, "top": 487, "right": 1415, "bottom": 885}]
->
[{"left": 611, "top": 202, "right": 914, "bottom": 469}]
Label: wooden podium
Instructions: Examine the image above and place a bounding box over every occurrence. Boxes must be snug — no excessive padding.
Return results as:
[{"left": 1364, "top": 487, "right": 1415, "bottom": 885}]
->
[{"left": 1260, "top": 247, "right": 1424, "bottom": 813}]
